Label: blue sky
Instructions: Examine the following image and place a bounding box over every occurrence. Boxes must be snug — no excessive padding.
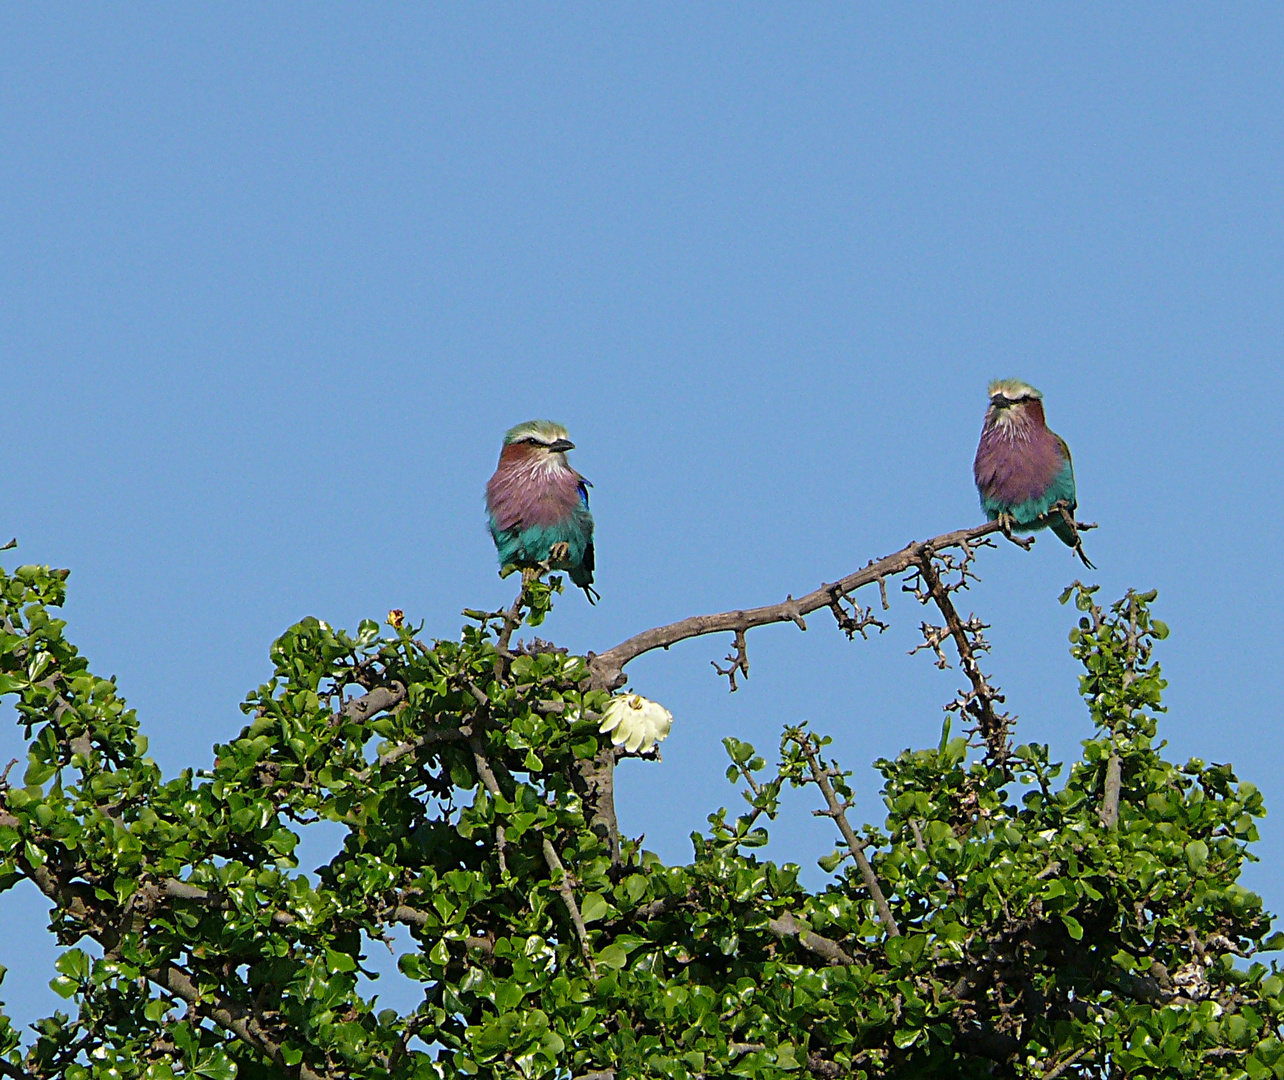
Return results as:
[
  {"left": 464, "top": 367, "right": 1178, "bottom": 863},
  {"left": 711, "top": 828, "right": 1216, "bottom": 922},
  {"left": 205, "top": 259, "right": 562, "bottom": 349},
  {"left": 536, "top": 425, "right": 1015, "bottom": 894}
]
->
[{"left": 1, "top": 5, "right": 1281, "bottom": 1028}]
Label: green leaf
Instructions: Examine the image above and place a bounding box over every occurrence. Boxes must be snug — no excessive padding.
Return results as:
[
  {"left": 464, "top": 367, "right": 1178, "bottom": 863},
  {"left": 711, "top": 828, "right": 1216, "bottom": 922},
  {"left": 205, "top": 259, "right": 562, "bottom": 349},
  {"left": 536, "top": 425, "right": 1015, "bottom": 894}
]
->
[
  {"left": 597, "top": 944, "right": 629, "bottom": 970},
  {"left": 580, "top": 892, "right": 609, "bottom": 924},
  {"left": 1185, "top": 840, "right": 1209, "bottom": 869},
  {"left": 194, "top": 1050, "right": 238, "bottom": 1080},
  {"left": 49, "top": 975, "right": 78, "bottom": 999},
  {"left": 1061, "top": 915, "right": 1084, "bottom": 941}
]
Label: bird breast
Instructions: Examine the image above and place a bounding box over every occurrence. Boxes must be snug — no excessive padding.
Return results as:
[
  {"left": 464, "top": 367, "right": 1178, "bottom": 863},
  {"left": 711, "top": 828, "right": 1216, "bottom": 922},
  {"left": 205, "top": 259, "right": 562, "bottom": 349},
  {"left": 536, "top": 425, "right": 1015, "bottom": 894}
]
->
[
  {"left": 974, "top": 420, "right": 1065, "bottom": 505},
  {"left": 486, "top": 459, "right": 584, "bottom": 531}
]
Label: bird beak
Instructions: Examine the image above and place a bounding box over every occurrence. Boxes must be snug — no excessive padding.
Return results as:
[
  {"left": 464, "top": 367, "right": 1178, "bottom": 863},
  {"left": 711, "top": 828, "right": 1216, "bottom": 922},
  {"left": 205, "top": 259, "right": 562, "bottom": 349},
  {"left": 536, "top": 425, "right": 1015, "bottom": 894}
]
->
[{"left": 548, "top": 438, "right": 575, "bottom": 453}]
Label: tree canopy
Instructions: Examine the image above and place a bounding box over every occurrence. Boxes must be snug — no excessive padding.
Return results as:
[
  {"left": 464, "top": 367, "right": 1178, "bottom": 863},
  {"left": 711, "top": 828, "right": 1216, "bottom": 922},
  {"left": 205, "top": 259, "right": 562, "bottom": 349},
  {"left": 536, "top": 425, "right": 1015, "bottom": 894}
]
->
[{"left": 0, "top": 526, "right": 1280, "bottom": 1079}]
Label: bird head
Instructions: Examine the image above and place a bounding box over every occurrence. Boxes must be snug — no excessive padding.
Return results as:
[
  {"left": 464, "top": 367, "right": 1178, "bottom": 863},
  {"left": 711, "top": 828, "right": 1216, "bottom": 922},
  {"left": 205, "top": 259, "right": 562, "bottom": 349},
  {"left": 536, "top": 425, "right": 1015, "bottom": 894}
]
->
[
  {"left": 985, "top": 379, "right": 1044, "bottom": 428},
  {"left": 500, "top": 419, "right": 576, "bottom": 466}
]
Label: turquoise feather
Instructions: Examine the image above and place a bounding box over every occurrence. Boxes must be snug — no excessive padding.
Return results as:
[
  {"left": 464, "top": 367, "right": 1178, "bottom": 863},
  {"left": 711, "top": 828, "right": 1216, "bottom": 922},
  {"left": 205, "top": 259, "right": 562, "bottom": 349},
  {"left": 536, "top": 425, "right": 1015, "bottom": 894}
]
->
[
  {"left": 488, "top": 502, "right": 595, "bottom": 589},
  {"left": 979, "top": 459, "right": 1077, "bottom": 538}
]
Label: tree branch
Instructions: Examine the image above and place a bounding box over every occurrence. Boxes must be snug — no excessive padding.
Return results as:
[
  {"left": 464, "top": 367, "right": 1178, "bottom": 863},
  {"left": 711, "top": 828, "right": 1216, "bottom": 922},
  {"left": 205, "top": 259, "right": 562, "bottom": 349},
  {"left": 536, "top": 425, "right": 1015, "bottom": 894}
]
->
[
  {"left": 149, "top": 960, "right": 326, "bottom": 1080},
  {"left": 793, "top": 736, "right": 899, "bottom": 938},
  {"left": 766, "top": 911, "right": 854, "bottom": 965},
  {"left": 542, "top": 837, "right": 597, "bottom": 976},
  {"left": 1100, "top": 752, "right": 1122, "bottom": 829},
  {"left": 589, "top": 520, "right": 1010, "bottom": 690},
  {"left": 1042, "top": 1045, "right": 1091, "bottom": 1080},
  {"left": 910, "top": 548, "right": 1012, "bottom": 766},
  {"left": 468, "top": 733, "right": 510, "bottom": 876}
]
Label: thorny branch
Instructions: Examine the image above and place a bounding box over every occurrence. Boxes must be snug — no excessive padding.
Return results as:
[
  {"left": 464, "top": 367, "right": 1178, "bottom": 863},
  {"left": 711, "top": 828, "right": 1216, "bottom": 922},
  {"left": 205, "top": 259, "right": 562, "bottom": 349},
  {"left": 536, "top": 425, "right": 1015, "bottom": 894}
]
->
[
  {"left": 588, "top": 518, "right": 1079, "bottom": 691},
  {"left": 907, "top": 545, "right": 1013, "bottom": 767}
]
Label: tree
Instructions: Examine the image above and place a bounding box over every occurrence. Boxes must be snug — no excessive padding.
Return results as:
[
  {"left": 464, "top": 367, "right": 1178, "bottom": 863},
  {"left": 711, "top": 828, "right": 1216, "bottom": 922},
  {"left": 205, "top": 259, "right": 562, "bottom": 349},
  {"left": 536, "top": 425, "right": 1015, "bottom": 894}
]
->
[{"left": 0, "top": 522, "right": 1280, "bottom": 1080}]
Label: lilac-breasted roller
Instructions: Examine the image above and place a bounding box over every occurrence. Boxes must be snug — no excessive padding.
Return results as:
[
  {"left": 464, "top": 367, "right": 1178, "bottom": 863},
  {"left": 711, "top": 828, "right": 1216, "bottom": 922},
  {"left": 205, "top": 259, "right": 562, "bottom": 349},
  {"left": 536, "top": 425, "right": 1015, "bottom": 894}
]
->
[
  {"left": 485, "top": 420, "right": 598, "bottom": 601},
  {"left": 973, "top": 379, "right": 1094, "bottom": 568}
]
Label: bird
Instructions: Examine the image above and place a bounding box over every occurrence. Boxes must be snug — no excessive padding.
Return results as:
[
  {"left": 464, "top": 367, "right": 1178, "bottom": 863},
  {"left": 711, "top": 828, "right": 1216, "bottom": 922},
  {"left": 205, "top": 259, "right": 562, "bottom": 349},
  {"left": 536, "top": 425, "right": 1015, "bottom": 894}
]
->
[
  {"left": 973, "top": 379, "right": 1094, "bottom": 568},
  {"left": 485, "top": 420, "right": 598, "bottom": 601}
]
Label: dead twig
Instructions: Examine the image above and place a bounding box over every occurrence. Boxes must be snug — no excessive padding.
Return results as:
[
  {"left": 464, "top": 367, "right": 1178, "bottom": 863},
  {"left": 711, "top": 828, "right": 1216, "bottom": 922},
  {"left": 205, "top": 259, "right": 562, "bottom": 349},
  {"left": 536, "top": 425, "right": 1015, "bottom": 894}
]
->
[{"left": 712, "top": 629, "right": 750, "bottom": 691}]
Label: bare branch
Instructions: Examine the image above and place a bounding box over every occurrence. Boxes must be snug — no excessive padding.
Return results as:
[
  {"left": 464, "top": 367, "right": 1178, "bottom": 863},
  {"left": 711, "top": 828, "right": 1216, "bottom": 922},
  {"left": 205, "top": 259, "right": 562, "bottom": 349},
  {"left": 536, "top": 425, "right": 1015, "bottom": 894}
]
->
[
  {"left": 494, "top": 586, "right": 527, "bottom": 666},
  {"left": 1052, "top": 502, "right": 1096, "bottom": 569},
  {"left": 911, "top": 549, "right": 1012, "bottom": 767},
  {"left": 711, "top": 629, "right": 750, "bottom": 691},
  {"left": 589, "top": 520, "right": 1011, "bottom": 690}
]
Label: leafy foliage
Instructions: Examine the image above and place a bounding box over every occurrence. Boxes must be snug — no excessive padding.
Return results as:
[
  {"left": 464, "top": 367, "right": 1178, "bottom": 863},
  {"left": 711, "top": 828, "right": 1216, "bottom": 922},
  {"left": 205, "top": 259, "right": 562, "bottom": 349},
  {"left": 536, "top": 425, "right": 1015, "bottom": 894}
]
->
[{"left": 0, "top": 560, "right": 1279, "bottom": 1079}]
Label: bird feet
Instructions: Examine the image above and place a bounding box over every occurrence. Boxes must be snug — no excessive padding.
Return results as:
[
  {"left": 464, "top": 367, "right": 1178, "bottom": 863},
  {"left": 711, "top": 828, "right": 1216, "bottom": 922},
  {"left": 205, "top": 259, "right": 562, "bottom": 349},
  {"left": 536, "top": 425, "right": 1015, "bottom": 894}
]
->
[
  {"left": 547, "top": 541, "right": 571, "bottom": 565},
  {"left": 994, "top": 513, "right": 1035, "bottom": 551}
]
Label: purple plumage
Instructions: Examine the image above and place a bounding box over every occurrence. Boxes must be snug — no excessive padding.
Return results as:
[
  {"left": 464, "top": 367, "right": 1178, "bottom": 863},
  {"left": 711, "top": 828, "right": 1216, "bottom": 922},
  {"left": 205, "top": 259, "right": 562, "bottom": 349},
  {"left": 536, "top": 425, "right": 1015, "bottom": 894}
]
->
[
  {"left": 486, "top": 445, "right": 586, "bottom": 532},
  {"left": 973, "top": 397, "right": 1066, "bottom": 512}
]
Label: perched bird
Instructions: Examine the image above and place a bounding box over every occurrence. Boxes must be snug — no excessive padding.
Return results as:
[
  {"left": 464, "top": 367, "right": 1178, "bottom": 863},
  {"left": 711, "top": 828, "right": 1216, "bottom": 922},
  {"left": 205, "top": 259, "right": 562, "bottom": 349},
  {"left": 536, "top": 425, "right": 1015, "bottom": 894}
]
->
[
  {"left": 973, "top": 379, "right": 1094, "bottom": 568},
  {"left": 485, "top": 420, "right": 598, "bottom": 601}
]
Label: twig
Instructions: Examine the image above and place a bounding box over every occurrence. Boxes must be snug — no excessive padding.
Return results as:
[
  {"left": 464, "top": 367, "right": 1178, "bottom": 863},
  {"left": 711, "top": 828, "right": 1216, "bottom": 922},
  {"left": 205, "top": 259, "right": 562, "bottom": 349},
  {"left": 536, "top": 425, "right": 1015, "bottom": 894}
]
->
[
  {"left": 1101, "top": 594, "right": 1141, "bottom": 828},
  {"left": 1053, "top": 502, "right": 1096, "bottom": 569},
  {"left": 542, "top": 837, "right": 597, "bottom": 976},
  {"left": 493, "top": 585, "right": 528, "bottom": 678},
  {"left": 908, "top": 819, "right": 927, "bottom": 851},
  {"left": 712, "top": 629, "right": 750, "bottom": 691},
  {"left": 794, "top": 736, "right": 899, "bottom": 937}
]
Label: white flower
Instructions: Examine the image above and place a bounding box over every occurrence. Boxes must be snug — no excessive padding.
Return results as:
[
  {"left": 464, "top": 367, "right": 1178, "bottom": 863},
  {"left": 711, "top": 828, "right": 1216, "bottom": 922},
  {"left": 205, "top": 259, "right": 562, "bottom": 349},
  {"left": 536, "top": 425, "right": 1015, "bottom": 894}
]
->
[{"left": 598, "top": 693, "right": 673, "bottom": 753}]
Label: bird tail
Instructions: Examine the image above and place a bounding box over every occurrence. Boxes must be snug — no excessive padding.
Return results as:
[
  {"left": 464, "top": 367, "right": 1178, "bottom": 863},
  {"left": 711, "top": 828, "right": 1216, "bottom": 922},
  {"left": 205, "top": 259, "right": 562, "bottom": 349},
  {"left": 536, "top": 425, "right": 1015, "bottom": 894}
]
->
[{"left": 1051, "top": 515, "right": 1096, "bottom": 569}]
